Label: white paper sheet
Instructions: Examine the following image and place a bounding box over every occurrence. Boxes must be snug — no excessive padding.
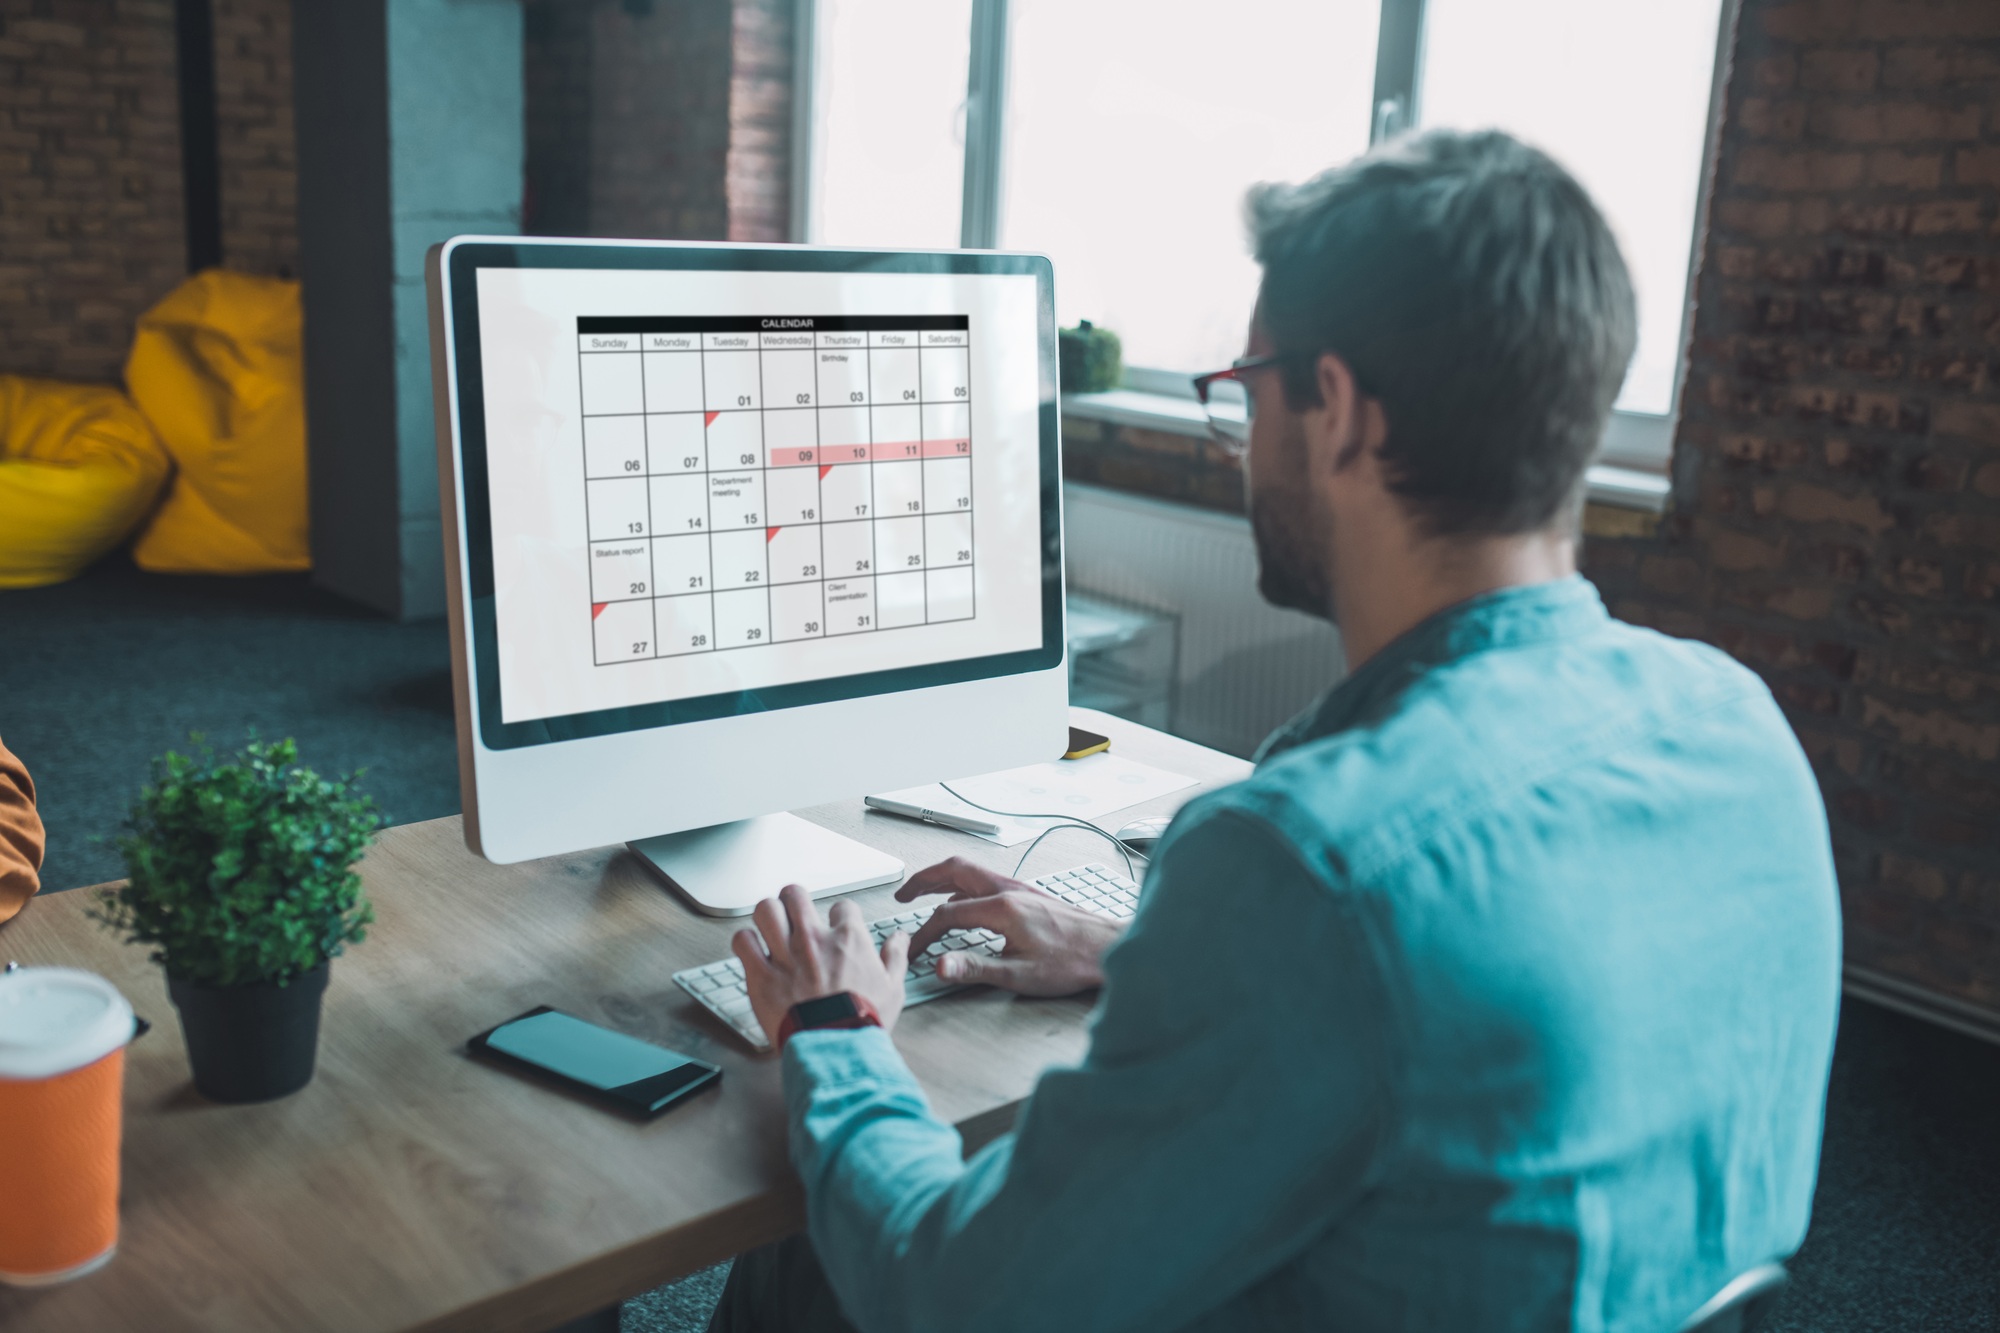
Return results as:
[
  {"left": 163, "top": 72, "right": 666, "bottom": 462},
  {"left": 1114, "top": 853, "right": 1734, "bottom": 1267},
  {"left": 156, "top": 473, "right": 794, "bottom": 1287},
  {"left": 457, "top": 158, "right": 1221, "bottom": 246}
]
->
[{"left": 869, "top": 753, "right": 1200, "bottom": 847}]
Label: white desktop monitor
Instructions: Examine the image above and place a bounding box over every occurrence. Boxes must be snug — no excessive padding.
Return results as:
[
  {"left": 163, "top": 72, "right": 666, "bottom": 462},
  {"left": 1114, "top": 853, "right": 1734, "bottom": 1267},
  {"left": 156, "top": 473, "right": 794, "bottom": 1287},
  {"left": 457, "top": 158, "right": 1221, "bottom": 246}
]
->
[{"left": 425, "top": 238, "right": 1068, "bottom": 914}]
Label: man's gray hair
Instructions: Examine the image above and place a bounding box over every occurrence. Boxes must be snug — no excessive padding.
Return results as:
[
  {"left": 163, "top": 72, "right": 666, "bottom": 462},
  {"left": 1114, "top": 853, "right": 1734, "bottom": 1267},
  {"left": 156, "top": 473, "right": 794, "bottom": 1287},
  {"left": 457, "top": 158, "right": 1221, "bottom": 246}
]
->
[{"left": 1248, "top": 129, "right": 1638, "bottom": 536}]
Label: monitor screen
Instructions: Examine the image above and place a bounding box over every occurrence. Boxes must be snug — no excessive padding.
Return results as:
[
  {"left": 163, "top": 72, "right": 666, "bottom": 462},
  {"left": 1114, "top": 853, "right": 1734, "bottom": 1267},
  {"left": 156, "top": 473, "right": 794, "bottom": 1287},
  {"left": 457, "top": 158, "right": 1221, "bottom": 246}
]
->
[{"left": 439, "top": 244, "right": 1062, "bottom": 752}]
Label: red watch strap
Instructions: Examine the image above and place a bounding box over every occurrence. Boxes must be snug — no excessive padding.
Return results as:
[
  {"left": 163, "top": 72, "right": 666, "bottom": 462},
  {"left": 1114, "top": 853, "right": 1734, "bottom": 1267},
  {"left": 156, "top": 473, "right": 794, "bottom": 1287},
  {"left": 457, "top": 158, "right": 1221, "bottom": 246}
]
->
[{"left": 776, "top": 991, "right": 882, "bottom": 1051}]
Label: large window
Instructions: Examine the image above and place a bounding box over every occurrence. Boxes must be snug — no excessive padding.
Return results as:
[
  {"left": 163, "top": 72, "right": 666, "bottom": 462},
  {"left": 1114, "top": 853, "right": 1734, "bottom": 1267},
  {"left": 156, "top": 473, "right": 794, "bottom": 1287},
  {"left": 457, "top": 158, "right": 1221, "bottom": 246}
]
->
[
  {"left": 808, "top": 0, "right": 973, "bottom": 248},
  {"left": 1419, "top": 0, "right": 1725, "bottom": 417},
  {"left": 998, "top": 1, "right": 1380, "bottom": 374},
  {"left": 799, "top": 0, "right": 1728, "bottom": 472}
]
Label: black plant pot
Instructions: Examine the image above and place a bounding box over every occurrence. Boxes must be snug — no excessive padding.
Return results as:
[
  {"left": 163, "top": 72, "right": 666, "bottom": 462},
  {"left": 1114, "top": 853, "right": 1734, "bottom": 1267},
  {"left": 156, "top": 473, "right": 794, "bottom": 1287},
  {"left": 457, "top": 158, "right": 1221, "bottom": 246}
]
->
[{"left": 167, "top": 960, "right": 330, "bottom": 1103}]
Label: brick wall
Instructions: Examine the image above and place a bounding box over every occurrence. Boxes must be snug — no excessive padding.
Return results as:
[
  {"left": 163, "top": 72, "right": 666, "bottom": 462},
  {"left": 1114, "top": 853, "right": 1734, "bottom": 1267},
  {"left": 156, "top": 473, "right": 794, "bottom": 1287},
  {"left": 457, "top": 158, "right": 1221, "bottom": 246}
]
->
[
  {"left": 523, "top": 0, "right": 791, "bottom": 242},
  {"left": 726, "top": 0, "right": 792, "bottom": 242},
  {"left": 212, "top": 0, "right": 295, "bottom": 276},
  {"left": 0, "top": 0, "right": 297, "bottom": 384},
  {"left": 1067, "top": 0, "right": 2000, "bottom": 1018},
  {"left": 1587, "top": 0, "right": 2000, "bottom": 1014},
  {"left": 0, "top": 1, "right": 186, "bottom": 383}
]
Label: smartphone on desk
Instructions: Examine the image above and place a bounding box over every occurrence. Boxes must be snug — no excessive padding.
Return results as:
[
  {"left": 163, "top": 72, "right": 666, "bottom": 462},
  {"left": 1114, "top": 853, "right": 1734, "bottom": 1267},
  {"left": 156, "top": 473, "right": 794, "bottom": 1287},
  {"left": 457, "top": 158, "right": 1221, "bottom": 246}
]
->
[{"left": 469, "top": 1006, "right": 721, "bottom": 1118}]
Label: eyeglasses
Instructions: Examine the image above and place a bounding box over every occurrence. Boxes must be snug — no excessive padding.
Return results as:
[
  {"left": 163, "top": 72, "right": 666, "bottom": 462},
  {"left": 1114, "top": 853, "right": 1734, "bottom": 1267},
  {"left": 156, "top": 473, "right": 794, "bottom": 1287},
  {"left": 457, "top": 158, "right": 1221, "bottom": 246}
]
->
[{"left": 1190, "top": 353, "right": 1286, "bottom": 457}]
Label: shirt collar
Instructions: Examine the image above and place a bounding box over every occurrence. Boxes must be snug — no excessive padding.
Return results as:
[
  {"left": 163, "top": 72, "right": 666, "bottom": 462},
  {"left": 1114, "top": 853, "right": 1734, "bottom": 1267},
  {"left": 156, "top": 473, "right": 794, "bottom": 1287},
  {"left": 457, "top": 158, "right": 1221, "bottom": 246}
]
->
[{"left": 1255, "top": 575, "right": 1609, "bottom": 763}]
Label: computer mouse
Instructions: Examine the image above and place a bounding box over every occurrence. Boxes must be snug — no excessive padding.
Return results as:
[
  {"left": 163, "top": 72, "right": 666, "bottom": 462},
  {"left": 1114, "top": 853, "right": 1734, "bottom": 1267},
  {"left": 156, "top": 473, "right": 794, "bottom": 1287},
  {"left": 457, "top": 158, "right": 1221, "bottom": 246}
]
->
[{"left": 1115, "top": 816, "right": 1174, "bottom": 856}]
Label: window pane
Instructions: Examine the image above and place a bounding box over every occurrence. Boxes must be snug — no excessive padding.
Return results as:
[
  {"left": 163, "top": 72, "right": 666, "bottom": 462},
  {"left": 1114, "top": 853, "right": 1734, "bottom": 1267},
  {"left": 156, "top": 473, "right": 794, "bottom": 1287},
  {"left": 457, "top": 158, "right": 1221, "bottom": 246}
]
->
[
  {"left": 1419, "top": 0, "right": 1724, "bottom": 416},
  {"left": 1000, "top": 1, "right": 1380, "bottom": 374},
  {"left": 811, "top": 0, "right": 972, "bottom": 247}
]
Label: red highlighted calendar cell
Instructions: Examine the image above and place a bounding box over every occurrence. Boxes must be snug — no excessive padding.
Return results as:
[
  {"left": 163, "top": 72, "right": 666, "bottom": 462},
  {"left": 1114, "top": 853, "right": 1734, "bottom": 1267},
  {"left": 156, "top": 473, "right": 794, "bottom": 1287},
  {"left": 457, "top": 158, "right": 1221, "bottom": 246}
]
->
[{"left": 861, "top": 439, "right": 968, "bottom": 461}]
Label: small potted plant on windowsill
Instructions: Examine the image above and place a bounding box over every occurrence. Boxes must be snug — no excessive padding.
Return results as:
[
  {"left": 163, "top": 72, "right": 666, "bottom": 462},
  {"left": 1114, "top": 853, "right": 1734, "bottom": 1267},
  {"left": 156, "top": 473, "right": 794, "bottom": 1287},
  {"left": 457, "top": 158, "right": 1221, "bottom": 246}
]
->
[{"left": 93, "top": 737, "right": 381, "bottom": 1104}]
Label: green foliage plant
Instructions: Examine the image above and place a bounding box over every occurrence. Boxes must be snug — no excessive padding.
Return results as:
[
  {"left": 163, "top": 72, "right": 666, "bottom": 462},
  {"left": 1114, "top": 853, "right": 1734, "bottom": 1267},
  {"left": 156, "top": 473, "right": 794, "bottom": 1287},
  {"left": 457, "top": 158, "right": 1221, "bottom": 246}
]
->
[
  {"left": 1057, "top": 320, "right": 1123, "bottom": 394},
  {"left": 95, "top": 737, "right": 382, "bottom": 988}
]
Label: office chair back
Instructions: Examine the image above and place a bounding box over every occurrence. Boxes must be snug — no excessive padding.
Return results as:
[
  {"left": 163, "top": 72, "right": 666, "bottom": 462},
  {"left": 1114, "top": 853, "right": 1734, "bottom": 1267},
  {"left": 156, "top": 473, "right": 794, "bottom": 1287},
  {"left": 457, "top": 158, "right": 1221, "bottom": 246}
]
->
[{"left": 1674, "top": 1262, "right": 1790, "bottom": 1333}]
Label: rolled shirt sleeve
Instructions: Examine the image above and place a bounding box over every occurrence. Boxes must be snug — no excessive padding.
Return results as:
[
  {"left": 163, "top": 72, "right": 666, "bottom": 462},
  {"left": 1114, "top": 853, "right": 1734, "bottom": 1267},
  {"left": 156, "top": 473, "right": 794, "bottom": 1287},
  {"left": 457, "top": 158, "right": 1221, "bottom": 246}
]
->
[
  {"left": 0, "top": 735, "right": 45, "bottom": 922},
  {"left": 782, "top": 803, "right": 1395, "bottom": 1333}
]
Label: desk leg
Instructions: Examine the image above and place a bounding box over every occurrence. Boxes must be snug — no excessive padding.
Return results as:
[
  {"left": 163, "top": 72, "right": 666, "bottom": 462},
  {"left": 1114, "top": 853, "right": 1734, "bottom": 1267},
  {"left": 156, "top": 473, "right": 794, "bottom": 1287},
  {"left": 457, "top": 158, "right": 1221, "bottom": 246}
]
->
[{"left": 546, "top": 1305, "right": 620, "bottom": 1333}]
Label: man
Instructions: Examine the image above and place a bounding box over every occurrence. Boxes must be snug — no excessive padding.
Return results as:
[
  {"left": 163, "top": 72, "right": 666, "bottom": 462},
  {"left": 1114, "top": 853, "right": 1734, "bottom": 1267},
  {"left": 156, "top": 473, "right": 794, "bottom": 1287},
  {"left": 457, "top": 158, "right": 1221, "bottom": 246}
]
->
[
  {"left": 0, "top": 733, "right": 45, "bottom": 922},
  {"left": 712, "top": 130, "right": 1841, "bottom": 1332}
]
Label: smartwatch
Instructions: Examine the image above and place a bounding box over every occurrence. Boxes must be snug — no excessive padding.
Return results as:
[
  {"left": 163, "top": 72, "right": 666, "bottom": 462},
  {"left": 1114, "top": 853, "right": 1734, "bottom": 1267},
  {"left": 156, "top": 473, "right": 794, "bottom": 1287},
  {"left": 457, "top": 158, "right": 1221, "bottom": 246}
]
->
[{"left": 776, "top": 991, "right": 882, "bottom": 1050}]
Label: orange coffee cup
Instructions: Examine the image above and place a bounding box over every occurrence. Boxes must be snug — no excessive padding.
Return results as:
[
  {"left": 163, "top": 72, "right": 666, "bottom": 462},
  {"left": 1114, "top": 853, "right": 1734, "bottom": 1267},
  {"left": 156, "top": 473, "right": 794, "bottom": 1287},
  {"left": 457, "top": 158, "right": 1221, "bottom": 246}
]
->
[{"left": 0, "top": 966, "right": 136, "bottom": 1286}]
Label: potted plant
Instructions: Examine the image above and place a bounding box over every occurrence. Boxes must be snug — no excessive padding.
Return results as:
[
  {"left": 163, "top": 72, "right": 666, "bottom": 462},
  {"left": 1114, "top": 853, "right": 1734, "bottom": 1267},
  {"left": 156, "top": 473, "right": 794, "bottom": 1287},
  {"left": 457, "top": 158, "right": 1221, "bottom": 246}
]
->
[{"left": 93, "top": 737, "right": 381, "bottom": 1103}]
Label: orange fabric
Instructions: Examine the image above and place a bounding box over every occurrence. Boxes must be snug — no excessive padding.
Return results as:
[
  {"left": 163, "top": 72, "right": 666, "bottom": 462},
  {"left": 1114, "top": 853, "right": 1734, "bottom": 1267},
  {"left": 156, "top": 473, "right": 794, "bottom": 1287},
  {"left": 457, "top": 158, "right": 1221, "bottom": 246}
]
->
[
  {"left": 0, "top": 735, "right": 42, "bottom": 923},
  {"left": 0, "top": 1049, "right": 123, "bottom": 1279}
]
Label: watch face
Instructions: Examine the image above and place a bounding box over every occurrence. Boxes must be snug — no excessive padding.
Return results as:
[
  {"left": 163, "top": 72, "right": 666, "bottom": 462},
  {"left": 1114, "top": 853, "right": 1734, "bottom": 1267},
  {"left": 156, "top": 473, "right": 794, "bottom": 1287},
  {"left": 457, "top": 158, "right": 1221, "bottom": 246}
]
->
[{"left": 793, "top": 992, "right": 862, "bottom": 1028}]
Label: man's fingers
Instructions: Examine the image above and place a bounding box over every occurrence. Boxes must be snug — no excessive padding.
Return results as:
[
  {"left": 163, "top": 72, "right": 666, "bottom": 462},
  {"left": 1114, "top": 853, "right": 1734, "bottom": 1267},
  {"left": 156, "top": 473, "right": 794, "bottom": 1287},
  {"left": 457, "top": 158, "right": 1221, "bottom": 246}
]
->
[
  {"left": 880, "top": 929, "right": 911, "bottom": 977},
  {"left": 907, "top": 896, "right": 1011, "bottom": 954},
  {"left": 779, "top": 883, "right": 822, "bottom": 952},
  {"left": 936, "top": 949, "right": 1024, "bottom": 987},
  {"left": 752, "top": 895, "right": 792, "bottom": 967},
  {"left": 730, "top": 927, "right": 775, "bottom": 981},
  {"left": 896, "top": 856, "right": 1015, "bottom": 903}
]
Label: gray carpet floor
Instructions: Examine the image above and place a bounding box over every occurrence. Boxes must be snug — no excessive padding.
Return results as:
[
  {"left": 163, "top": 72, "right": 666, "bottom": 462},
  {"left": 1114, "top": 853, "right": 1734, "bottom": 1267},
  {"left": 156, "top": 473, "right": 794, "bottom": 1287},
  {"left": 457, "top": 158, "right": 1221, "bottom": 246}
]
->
[{"left": 3, "top": 559, "right": 1996, "bottom": 1331}]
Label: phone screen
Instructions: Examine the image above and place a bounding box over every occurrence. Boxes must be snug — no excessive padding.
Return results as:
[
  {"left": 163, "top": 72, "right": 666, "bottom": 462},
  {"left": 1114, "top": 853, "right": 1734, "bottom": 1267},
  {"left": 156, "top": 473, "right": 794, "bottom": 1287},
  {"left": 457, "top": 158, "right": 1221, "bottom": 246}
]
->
[{"left": 473, "top": 1008, "right": 720, "bottom": 1116}]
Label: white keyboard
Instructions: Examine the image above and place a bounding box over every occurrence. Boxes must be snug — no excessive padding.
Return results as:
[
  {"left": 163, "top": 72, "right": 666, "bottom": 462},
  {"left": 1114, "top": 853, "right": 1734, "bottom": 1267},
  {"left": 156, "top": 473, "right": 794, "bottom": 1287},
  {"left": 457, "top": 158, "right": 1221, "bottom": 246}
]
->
[{"left": 674, "top": 863, "right": 1141, "bottom": 1051}]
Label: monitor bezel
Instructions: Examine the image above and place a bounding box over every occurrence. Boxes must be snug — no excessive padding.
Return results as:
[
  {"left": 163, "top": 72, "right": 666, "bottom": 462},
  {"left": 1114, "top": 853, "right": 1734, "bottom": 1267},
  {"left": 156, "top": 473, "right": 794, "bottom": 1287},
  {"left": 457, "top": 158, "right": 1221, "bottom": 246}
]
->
[{"left": 442, "top": 240, "right": 1063, "bottom": 753}]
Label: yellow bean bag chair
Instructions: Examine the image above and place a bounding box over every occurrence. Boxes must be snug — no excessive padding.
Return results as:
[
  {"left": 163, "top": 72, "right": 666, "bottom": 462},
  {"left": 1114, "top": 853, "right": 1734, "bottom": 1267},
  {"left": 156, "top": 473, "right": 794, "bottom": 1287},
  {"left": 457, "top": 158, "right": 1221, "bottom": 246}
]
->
[
  {"left": 0, "top": 376, "right": 172, "bottom": 589},
  {"left": 127, "top": 271, "right": 310, "bottom": 573}
]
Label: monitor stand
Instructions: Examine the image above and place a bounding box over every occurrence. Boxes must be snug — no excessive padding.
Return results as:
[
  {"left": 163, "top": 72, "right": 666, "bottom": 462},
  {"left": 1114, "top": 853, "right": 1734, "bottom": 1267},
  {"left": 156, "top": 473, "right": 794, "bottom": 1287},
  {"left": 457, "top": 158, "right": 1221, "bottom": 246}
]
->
[{"left": 628, "top": 813, "right": 904, "bottom": 918}]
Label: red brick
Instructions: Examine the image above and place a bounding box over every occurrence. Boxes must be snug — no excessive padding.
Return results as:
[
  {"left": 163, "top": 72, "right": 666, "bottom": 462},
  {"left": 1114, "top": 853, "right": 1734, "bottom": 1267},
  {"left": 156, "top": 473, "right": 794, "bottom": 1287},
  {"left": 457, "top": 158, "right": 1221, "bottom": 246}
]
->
[
  {"left": 1884, "top": 554, "right": 1947, "bottom": 597},
  {"left": 1880, "top": 851, "right": 1951, "bottom": 901},
  {"left": 1733, "top": 147, "right": 1866, "bottom": 190},
  {"left": 1865, "top": 149, "right": 1942, "bottom": 188},
  {"left": 1883, "top": 44, "right": 2000, "bottom": 89},
  {"left": 1715, "top": 198, "right": 1795, "bottom": 237},
  {"left": 1753, "top": 54, "right": 1800, "bottom": 90},
  {"left": 1956, "top": 145, "right": 2000, "bottom": 186},
  {"left": 1910, "top": 200, "right": 1986, "bottom": 234},
  {"left": 1933, "top": 400, "right": 2000, "bottom": 444},
  {"left": 1801, "top": 48, "right": 1881, "bottom": 92},
  {"left": 1856, "top": 0, "right": 2000, "bottom": 40},
  {"left": 1739, "top": 98, "right": 1808, "bottom": 141},
  {"left": 1809, "top": 100, "right": 1984, "bottom": 143},
  {"left": 1862, "top": 696, "right": 2000, "bottom": 759}
]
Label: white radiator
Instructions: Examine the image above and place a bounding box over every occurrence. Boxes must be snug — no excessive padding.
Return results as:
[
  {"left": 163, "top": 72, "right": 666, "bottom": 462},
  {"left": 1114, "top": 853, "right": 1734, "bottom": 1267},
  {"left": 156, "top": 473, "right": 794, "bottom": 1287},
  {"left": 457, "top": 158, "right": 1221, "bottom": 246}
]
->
[{"left": 1063, "top": 482, "right": 1344, "bottom": 759}]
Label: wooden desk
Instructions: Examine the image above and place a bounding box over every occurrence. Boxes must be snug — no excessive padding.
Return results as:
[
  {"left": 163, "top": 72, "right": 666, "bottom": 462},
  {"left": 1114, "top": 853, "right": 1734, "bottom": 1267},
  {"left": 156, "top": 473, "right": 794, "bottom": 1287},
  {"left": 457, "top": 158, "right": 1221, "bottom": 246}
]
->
[{"left": 0, "top": 709, "right": 1250, "bottom": 1333}]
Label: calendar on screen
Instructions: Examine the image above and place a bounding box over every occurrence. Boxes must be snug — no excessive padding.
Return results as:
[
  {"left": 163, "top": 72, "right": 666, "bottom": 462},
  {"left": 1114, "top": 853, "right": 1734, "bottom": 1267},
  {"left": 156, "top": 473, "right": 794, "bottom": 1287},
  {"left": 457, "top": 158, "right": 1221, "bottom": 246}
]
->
[{"left": 575, "top": 316, "right": 977, "bottom": 666}]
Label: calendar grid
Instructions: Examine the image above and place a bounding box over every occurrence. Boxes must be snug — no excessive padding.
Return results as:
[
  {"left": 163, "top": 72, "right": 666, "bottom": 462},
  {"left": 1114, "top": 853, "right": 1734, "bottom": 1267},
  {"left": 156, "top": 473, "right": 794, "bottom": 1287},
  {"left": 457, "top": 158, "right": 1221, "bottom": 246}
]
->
[{"left": 578, "top": 315, "right": 976, "bottom": 667}]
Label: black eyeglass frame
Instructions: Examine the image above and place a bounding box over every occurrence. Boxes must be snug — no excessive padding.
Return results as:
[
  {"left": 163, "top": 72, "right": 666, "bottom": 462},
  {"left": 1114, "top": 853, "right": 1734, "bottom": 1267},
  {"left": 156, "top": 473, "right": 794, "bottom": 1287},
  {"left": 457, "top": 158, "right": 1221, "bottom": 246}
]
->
[{"left": 1190, "top": 353, "right": 1288, "bottom": 455}]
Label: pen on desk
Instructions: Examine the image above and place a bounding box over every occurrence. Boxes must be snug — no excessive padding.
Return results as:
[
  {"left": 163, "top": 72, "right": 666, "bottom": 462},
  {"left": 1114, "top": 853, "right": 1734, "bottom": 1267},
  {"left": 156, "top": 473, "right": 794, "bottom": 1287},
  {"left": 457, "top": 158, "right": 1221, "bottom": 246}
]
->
[{"left": 864, "top": 796, "right": 1003, "bottom": 837}]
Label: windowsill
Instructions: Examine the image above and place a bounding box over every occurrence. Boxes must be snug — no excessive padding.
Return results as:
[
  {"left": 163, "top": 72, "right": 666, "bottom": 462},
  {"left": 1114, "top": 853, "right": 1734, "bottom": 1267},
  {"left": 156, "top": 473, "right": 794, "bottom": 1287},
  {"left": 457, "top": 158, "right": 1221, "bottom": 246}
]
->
[{"left": 1061, "top": 389, "right": 1671, "bottom": 515}]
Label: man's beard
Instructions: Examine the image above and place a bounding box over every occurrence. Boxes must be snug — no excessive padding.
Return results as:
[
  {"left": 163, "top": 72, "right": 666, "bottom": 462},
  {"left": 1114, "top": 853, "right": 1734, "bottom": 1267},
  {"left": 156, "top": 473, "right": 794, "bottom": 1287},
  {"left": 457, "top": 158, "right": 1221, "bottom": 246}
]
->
[{"left": 1247, "top": 416, "right": 1332, "bottom": 620}]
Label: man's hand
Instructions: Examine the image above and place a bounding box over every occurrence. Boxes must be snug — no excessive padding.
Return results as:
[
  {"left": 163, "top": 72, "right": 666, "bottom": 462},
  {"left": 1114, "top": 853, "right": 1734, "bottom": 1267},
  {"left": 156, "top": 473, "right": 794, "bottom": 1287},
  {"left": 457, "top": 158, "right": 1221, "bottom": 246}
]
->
[
  {"left": 896, "top": 857, "right": 1124, "bottom": 997},
  {"left": 733, "top": 884, "right": 910, "bottom": 1044}
]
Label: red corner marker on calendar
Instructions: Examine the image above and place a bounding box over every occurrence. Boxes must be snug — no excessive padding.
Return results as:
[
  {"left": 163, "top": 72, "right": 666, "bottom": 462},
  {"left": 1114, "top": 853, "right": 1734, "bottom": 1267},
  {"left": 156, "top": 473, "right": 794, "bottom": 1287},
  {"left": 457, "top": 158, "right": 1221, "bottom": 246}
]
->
[
  {"left": 820, "top": 464, "right": 834, "bottom": 480},
  {"left": 766, "top": 527, "right": 782, "bottom": 542},
  {"left": 705, "top": 411, "right": 720, "bottom": 427},
  {"left": 591, "top": 603, "right": 607, "bottom": 620}
]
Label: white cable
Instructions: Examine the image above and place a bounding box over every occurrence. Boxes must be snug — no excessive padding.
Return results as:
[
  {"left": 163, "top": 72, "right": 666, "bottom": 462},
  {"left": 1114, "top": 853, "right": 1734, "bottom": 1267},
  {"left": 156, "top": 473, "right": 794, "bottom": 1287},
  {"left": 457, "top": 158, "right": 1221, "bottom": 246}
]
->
[{"left": 938, "top": 781, "right": 1145, "bottom": 881}]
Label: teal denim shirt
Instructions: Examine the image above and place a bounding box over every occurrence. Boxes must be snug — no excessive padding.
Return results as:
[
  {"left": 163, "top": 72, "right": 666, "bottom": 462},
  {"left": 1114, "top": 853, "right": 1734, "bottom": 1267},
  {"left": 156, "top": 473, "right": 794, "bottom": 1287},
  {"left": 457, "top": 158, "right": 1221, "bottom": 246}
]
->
[{"left": 783, "top": 576, "right": 1842, "bottom": 1333}]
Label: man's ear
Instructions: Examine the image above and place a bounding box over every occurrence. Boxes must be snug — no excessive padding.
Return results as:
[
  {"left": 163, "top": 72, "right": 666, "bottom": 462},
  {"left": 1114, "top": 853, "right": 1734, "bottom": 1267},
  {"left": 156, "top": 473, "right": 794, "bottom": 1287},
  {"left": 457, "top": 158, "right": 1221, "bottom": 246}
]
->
[{"left": 1314, "top": 352, "right": 1373, "bottom": 471}]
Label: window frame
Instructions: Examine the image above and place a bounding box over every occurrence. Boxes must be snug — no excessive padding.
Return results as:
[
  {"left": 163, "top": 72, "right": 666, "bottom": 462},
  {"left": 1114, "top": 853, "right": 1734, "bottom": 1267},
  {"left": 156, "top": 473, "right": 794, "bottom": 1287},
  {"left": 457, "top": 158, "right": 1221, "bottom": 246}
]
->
[{"left": 792, "top": 0, "right": 1736, "bottom": 504}]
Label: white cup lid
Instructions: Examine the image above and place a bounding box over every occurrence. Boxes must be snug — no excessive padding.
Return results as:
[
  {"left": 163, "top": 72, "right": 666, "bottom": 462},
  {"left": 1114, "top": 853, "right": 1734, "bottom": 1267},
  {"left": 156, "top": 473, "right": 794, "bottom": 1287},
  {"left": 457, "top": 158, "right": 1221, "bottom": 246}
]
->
[{"left": 0, "top": 967, "right": 137, "bottom": 1080}]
